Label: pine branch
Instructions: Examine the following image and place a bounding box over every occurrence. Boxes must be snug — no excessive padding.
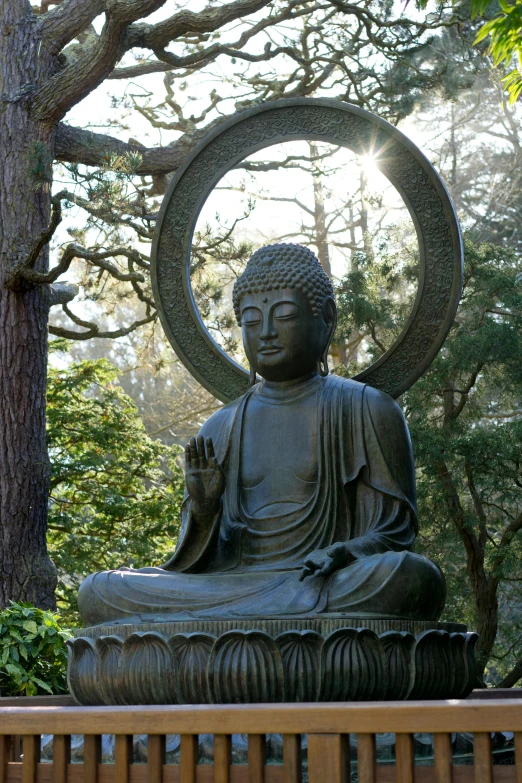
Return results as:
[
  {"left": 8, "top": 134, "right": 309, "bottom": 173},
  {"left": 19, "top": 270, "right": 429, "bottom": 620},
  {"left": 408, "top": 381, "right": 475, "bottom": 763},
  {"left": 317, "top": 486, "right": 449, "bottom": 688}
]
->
[
  {"left": 122, "top": 0, "right": 274, "bottom": 52},
  {"left": 108, "top": 2, "right": 316, "bottom": 79},
  {"left": 17, "top": 243, "right": 146, "bottom": 287},
  {"left": 34, "top": 0, "right": 276, "bottom": 122},
  {"left": 33, "top": 0, "right": 167, "bottom": 122},
  {"left": 50, "top": 306, "right": 157, "bottom": 340},
  {"left": 108, "top": 60, "right": 173, "bottom": 80},
  {"left": 24, "top": 190, "right": 66, "bottom": 269},
  {"left": 55, "top": 122, "right": 204, "bottom": 175},
  {"left": 38, "top": 0, "right": 105, "bottom": 55}
]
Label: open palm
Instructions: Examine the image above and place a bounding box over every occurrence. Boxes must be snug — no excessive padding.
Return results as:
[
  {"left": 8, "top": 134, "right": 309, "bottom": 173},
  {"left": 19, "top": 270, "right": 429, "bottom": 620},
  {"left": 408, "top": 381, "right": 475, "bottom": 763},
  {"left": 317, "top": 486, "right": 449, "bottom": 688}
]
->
[{"left": 185, "top": 435, "right": 225, "bottom": 507}]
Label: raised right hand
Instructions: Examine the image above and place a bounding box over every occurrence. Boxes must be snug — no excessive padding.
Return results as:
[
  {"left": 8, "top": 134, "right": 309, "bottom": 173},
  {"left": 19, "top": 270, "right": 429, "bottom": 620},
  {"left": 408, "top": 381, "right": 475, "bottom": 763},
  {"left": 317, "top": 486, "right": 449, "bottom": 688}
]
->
[{"left": 184, "top": 435, "right": 225, "bottom": 511}]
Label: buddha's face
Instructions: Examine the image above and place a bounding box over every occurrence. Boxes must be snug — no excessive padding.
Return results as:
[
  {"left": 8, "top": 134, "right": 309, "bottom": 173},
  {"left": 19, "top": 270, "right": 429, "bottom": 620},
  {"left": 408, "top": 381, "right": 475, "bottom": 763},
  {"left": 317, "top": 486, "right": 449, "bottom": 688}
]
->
[{"left": 240, "top": 287, "right": 335, "bottom": 382}]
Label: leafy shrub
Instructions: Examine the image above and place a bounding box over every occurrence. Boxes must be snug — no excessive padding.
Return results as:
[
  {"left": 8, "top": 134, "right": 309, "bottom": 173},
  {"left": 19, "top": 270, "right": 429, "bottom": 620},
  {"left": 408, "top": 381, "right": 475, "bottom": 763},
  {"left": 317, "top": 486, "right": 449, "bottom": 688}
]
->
[{"left": 0, "top": 602, "right": 72, "bottom": 696}]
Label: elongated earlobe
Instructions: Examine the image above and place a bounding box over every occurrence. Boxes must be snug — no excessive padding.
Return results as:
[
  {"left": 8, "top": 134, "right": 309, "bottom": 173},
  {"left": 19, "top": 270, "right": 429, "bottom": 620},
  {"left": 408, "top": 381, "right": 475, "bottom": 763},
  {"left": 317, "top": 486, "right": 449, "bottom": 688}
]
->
[
  {"left": 249, "top": 365, "right": 257, "bottom": 387},
  {"left": 317, "top": 348, "right": 329, "bottom": 377}
]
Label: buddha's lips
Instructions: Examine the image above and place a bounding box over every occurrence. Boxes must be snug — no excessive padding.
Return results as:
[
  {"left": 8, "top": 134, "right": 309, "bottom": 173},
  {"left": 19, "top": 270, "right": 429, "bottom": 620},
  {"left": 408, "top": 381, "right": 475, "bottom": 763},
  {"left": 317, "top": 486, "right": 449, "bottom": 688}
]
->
[{"left": 259, "top": 346, "right": 282, "bottom": 354}]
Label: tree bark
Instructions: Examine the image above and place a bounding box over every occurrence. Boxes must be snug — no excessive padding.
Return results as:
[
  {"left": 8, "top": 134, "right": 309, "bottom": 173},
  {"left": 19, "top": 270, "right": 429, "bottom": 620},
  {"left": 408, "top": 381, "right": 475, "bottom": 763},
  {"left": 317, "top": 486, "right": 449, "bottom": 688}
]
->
[
  {"left": 0, "top": 2, "right": 57, "bottom": 608},
  {"left": 309, "top": 141, "right": 332, "bottom": 278}
]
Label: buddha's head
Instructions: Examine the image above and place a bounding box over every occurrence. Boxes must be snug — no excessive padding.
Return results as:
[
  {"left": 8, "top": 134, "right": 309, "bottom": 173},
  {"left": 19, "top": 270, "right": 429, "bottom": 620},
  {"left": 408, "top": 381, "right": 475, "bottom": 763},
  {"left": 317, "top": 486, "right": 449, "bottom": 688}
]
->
[{"left": 232, "top": 243, "right": 337, "bottom": 383}]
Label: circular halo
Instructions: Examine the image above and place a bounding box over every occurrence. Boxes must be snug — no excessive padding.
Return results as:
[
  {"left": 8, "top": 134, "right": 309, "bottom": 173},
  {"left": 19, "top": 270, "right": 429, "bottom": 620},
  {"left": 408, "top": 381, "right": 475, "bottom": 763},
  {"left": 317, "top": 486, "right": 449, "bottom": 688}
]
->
[{"left": 151, "top": 98, "right": 463, "bottom": 403}]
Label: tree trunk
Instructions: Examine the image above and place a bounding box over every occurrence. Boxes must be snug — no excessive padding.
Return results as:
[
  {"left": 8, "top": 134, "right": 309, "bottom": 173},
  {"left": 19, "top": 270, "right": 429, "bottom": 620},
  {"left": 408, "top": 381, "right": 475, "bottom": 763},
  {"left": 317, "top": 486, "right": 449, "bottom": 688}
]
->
[
  {"left": 474, "top": 582, "right": 499, "bottom": 677},
  {"left": 0, "top": 2, "right": 57, "bottom": 608},
  {"left": 309, "top": 142, "right": 332, "bottom": 278}
]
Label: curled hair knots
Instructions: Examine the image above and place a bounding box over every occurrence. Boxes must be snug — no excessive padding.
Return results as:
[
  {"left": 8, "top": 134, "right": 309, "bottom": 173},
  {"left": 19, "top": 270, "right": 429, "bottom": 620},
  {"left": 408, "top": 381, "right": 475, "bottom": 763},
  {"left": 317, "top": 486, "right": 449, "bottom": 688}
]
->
[{"left": 232, "top": 243, "right": 334, "bottom": 324}]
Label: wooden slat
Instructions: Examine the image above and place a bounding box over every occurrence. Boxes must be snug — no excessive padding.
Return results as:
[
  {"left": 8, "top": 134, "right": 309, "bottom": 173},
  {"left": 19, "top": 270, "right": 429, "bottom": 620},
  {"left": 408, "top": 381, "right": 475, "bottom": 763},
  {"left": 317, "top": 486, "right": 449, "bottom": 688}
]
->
[
  {"left": 357, "top": 733, "right": 376, "bottom": 783},
  {"left": 434, "top": 733, "right": 453, "bottom": 783},
  {"left": 214, "top": 735, "right": 231, "bottom": 783},
  {"left": 0, "top": 736, "right": 11, "bottom": 783},
  {"left": 395, "top": 734, "right": 414, "bottom": 783},
  {"left": 115, "top": 735, "right": 133, "bottom": 783},
  {"left": 307, "top": 734, "right": 349, "bottom": 783},
  {"left": 373, "top": 771, "right": 517, "bottom": 783},
  {"left": 180, "top": 735, "right": 197, "bottom": 783},
  {"left": 52, "top": 736, "right": 70, "bottom": 783},
  {"left": 13, "top": 741, "right": 21, "bottom": 765},
  {"left": 282, "top": 734, "right": 301, "bottom": 783},
  {"left": 0, "top": 763, "right": 505, "bottom": 783},
  {"left": 1, "top": 701, "right": 522, "bottom": 736},
  {"left": 83, "top": 735, "right": 102, "bottom": 783},
  {"left": 514, "top": 732, "right": 522, "bottom": 783},
  {"left": 2, "top": 764, "right": 517, "bottom": 783},
  {"left": 474, "top": 733, "right": 492, "bottom": 783},
  {"left": 147, "top": 735, "right": 165, "bottom": 783},
  {"left": 21, "top": 736, "right": 40, "bottom": 783},
  {"left": 248, "top": 735, "right": 266, "bottom": 783},
  {"left": 1, "top": 768, "right": 288, "bottom": 783}
]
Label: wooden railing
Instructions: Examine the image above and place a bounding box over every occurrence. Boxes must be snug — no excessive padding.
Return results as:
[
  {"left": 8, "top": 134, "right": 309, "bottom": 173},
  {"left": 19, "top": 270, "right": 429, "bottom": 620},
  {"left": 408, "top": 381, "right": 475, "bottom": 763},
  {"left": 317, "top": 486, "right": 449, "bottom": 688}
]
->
[{"left": 0, "top": 700, "right": 521, "bottom": 783}]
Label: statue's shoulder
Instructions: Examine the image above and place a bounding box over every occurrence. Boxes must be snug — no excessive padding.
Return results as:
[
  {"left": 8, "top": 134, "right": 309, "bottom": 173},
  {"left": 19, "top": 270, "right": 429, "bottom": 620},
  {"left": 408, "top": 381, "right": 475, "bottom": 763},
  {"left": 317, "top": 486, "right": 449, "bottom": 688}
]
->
[
  {"left": 327, "top": 374, "right": 406, "bottom": 422},
  {"left": 198, "top": 394, "right": 244, "bottom": 440}
]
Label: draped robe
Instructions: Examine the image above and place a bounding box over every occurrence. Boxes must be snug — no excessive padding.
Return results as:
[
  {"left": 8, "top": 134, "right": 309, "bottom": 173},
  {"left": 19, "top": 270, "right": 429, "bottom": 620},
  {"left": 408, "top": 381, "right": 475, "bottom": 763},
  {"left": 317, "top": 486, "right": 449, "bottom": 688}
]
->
[{"left": 78, "top": 375, "right": 445, "bottom": 626}]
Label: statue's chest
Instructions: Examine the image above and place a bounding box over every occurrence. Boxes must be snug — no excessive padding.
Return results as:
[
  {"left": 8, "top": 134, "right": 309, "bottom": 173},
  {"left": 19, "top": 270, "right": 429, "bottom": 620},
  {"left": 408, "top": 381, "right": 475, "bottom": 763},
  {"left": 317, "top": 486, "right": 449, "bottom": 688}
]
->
[{"left": 240, "top": 394, "right": 318, "bottom": 488}]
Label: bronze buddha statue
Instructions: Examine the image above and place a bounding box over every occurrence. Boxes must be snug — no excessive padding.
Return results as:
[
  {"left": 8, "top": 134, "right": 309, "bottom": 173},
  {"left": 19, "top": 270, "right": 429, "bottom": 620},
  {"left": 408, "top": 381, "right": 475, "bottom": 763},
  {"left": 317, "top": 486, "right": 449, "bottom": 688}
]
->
[{"left": 78, "top": 243, "right": 445, "bottom": 626}]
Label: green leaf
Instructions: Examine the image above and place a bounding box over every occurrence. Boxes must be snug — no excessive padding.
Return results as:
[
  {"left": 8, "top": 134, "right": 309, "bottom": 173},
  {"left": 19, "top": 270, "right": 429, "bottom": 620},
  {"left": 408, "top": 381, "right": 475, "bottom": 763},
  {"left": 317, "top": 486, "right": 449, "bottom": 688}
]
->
[
  {"left": 22, "top": 620, "right": 38, "bottom": 635},
  {"left": 470, "top": 0, "right": 496, "bottom": 18},
  {"left": 31, "top": 677, "right": 53, "bottom": 694},
  {"left": 5, "top": 663, "right": 23, "bottom": 678}
]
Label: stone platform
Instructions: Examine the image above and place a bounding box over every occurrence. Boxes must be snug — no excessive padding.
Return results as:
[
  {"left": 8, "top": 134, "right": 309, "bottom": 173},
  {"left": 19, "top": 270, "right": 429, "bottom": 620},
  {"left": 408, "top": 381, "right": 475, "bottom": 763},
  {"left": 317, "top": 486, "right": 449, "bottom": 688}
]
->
[{"left": 67, "top": 618, "right": 478, "bottom": 705}]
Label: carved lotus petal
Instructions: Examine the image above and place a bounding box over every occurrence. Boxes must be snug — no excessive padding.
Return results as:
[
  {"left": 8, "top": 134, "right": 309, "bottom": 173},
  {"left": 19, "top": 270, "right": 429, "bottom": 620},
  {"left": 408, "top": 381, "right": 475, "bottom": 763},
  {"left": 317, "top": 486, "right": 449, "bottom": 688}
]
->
[
  {"left": 95, "top": 636, "right": 124, "bottom": 705},
  {"left": 320, "top": 628, "right": 387, "bottom": 701},
  {"left": 276, "top": 631, "right": 323, "bottom": 702},
  {"left": 169, "top": 633, "right": 215, "bottom": 704},
  {"left": 409, "top": 630, "right": 452, "bottom": 700},
  {"left": 379, "top": 631, "right": 416, "bottom": 700},
  {"left": 119, "top": 631, "right": 177, "bottom": 704},
  {"left": 209, "top": 630, "right": 284, "bottom": 704},
  {"left": 449, "top": 632, "right": 478, "bottom": 698},
  {"left": 66, "top": 637, "right": 101, "bottom": 705}
]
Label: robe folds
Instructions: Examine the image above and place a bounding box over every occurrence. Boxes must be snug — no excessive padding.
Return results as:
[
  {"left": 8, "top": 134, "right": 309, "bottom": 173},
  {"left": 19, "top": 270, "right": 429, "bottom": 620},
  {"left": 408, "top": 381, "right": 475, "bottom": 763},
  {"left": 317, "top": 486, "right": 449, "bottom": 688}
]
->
[{"left": 78, "top": 375, "right": 446, "bottom": 626}]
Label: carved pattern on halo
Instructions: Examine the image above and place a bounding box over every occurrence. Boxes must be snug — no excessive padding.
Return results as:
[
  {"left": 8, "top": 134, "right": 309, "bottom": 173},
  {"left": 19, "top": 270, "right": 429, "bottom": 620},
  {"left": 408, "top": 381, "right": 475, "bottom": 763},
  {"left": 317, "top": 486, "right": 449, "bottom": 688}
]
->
[{"left": 152, "top": 99, "right": 462, "bottom": 403}]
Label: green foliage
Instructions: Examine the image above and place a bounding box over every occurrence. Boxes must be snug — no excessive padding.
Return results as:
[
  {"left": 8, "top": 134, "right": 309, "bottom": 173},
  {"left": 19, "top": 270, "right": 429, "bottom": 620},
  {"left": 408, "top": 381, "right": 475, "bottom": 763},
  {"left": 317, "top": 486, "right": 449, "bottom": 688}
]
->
[
  {"left": 332, "top": 231, "right": 418, "bottom": 376},
  {"left": 0, "top": 603, "right": 71, "bottom": 696},
  {"left": 405, "top": 239, "right": 522, "bottom": 678},
  {"left": 473, "top": 0, "right": 522, "bottom": 102},
  {"left": 47, "top": 344, "right": 185, "bottom": 625},
  {"left": 414, "top": 0, "right": 522, "bottom": 102}
]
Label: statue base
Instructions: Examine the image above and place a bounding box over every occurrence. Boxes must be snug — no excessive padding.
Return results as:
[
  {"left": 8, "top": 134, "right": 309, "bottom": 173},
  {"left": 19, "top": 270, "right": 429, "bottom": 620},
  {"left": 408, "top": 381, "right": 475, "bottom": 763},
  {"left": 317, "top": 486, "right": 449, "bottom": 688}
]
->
[{"left": 67, "top": 617, "right": 478, "bottom": 705}]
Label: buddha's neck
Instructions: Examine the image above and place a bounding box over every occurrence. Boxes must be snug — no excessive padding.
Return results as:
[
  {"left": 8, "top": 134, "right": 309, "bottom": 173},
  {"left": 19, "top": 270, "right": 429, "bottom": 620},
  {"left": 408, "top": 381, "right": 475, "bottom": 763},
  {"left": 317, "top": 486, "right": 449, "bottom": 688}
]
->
[{"left": 255, "top": 371, "right": 321, "bottom": 404}]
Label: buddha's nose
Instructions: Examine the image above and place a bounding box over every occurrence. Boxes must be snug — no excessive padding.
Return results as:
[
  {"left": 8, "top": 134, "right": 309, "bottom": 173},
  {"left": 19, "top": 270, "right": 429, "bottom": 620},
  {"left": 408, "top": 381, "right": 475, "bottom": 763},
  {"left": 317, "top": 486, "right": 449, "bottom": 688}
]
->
[{"left": 260, "top": 321, "right": 277, "bottom": 340}]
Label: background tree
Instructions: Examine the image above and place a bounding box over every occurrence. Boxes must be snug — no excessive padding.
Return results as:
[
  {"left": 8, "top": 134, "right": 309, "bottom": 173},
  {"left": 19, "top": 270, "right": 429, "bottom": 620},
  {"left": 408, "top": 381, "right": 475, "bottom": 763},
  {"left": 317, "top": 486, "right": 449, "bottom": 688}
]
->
[
  {"left": 47, "top": 342, "right": 184, "bottom": 624},
  {"left": 0, "top": 0, "right": 465, "bottom": 608}
]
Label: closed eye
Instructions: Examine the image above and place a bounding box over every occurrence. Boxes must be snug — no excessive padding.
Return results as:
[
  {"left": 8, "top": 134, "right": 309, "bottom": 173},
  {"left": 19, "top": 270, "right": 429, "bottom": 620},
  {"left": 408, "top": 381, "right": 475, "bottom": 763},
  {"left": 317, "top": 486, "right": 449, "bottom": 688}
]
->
[
  {"left": 241, "top": 307, "right": 262, "bottom": 326},
  {"left": 273, "top": 303, "right": 299, "bottom": 320}
]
